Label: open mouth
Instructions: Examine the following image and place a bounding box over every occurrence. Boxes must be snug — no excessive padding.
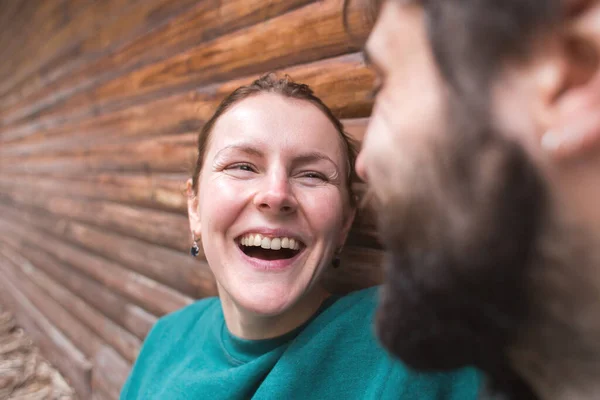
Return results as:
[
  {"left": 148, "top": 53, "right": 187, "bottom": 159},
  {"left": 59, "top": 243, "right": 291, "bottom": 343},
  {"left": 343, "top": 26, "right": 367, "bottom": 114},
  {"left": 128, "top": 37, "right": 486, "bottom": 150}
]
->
[{"left": 237, "top": 233, "right": 304, "bottom": 261}]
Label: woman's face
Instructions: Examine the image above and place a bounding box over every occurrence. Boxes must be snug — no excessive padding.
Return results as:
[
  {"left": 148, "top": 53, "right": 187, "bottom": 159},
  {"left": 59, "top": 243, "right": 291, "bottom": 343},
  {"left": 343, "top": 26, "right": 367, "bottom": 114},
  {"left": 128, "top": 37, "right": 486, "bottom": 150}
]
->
[{"left": 191, "top": 93, "right": 354, "bottom": 316}]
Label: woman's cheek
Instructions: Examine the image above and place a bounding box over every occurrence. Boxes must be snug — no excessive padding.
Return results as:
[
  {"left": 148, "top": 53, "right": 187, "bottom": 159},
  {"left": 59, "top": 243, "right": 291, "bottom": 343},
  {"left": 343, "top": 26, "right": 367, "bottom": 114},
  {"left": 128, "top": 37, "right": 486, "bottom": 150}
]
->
[
  {"left": 299, "top": 189, "right": 346, "bottom": 231},
  {"left": 201, "top": 178, "right": 253, "bottom": 228}
]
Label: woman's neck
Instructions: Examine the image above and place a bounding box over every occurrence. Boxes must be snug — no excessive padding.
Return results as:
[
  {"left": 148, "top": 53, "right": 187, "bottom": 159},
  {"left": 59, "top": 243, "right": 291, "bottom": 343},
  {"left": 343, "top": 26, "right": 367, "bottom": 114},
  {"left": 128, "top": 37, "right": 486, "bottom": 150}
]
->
[{"left": 218, "top": 285, "right": 330, "bottom": 340}]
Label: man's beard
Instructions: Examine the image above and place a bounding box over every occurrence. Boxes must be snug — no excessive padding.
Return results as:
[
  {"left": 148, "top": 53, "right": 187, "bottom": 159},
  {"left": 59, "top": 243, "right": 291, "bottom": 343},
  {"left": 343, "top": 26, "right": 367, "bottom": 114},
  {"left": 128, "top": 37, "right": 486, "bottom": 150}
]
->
[{"left": 371, "top": 104, "right": 549, "bottom": 398}]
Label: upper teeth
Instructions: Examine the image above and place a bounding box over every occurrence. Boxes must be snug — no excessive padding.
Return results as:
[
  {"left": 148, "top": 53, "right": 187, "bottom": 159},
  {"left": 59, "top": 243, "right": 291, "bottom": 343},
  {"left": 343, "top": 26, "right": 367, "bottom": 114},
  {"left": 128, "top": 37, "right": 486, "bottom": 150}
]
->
[{"left": 239, "top": 234, "right": 301, "bottom": 250}]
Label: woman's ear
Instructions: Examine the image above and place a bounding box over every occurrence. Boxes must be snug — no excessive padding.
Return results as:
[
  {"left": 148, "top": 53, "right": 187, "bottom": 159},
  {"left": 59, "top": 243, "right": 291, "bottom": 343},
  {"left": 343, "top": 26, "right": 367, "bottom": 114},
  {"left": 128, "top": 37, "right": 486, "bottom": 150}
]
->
[
  {"left": 541, "top": 0, "right": 600, "bottom": 159},
  {"left": 186, "top": 179, "right": 202, "bottom": 240}
]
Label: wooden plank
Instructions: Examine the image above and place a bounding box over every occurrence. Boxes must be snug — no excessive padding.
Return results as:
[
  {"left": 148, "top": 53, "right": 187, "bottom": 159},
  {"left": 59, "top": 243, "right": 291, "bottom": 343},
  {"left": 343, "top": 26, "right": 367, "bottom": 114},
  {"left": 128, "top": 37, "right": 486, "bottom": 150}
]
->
[
  {"left": 92, "top": 346, "right": 131, "bottom": 400},
  {"left": 0, "top": 1, "right": 71, "bottom": 81},
  {"left": 0, "top": 0, "right": 373, "bottom": 142},
  {"left": 0, "top": 264, "right": 92, "bottom": 398},
  {"left": 2, "top": 132, "right": 197, "bottom": 175},
  {"left": 0, "top": 250, "right": 105, "bottom": 361},
  {"left": 0, "top": 172, "right": 188, "bottom": 214},
  {"left": 0, "top": 200, "right": 216, "bottom": 297},
  {"left": 0, "top": 187, "right": 192, "bottom": 253},
  {"left": 0, "top": 232, "right": 157, "bottom": 341},
  {"left": 0, "top": 0, "right": 205, "bottom": 112},
  {"left": 1, "top": 53, "right": 373, "bottom": 154},
  {"left": 65, "top": 221, "right": 216, "bottom": 298},
  {"left": 0, "top": 0, "right": 314, "bottom": 124},
  {"left": 92, "top": 388, "right": 114, "bottom": 400},
  {"left": 0, "top": 0, "right": 135, "bottom": 101},
  {"left": 0, "top": 1, "right": 94, "bottom": 93},
  {"left": 123, "top": 304, "right": 157, "bottom": 340},
  {"left": 0, "top": 244, "right": 142, "bottom": 363},
  {"left": 0, "top": 214, "right": 193, "bottom": 317}
]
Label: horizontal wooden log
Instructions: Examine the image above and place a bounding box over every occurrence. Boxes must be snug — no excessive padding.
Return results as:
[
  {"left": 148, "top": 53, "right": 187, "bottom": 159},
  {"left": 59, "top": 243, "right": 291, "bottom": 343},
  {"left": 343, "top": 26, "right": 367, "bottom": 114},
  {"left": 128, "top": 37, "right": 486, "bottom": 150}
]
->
[
  {"left": 1, "top": 52, "right": 373, "bottom": 156},
  {"left": 122, "top": 304, "right": 157, "bottom": 341},
  {"left": 92, "top": 388, "right": 114, "bottom": 400},
  {"left": 0, "top": 187, "right": 191, "bottom": 253},
  {"left": 0, "top": 1, "right": 373, "bottom": 143},
  {"left": 0, "top": 0, "right": 204, "bottom": 109},
  {"left": 0, "top": 250, "right": 105, "bottom": 361},
  {"left": 2, "top": 132, "right": 197, "bottom": 175},
  {"left": 0, "top": 263, "right": 92, "bottom": 398},
  {"left": 0, "top": 228, "right": 157, "bottom": 340},
  {"left": 0, "top": 200, "right": 216, "bottom": 297},
  {"left": 0, "top": 0, "right": 315, "bottom": 126},
  {"left": 0, "top": 172, "right": 188, "bottom": 214},
  {"left": 0, "top": 244, "right": 141, "bottom": 363},
  {"left": 0, "top": 0, "right": 135, "bottom": 100},
  {"left": 0, "top": 214, "right": 193, "bottom": 317},
  {"left": 65, "top": 221, "right": 216, "bottom": 297},
  {"left": 92, "top": 346, "right": 131, "bottom": 400},
  {"left": 0, "top": 1, "right": 84, "bottom": 85}
]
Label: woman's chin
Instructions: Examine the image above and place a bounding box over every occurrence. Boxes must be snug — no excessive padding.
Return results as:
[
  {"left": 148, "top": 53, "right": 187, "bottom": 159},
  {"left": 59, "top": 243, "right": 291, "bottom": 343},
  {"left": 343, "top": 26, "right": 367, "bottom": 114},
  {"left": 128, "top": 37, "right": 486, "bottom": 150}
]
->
[{"left": 234, "top": 287, "right": 297, "bottom": 317}]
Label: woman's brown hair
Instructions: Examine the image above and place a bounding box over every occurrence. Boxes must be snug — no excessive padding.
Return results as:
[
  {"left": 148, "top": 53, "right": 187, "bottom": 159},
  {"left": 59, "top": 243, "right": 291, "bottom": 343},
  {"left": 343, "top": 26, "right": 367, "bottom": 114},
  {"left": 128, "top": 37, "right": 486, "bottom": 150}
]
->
[{"left": 191, "top": 73, "right": 359, "bottom": 206}]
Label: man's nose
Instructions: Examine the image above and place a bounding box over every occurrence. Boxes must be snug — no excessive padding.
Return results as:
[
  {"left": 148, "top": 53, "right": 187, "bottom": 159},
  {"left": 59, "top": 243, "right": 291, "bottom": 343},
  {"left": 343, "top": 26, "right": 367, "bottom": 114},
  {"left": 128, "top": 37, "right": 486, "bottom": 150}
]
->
[{"left": 253, "top": 174, "right": 298, "bottom": 215}]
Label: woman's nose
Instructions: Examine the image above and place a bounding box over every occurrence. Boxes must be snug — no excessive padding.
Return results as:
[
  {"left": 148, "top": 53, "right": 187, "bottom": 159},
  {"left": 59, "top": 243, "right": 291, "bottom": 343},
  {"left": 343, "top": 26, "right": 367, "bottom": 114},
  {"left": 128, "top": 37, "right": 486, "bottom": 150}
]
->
[{"left": 253, "top": 176, "right": 298, "bottom": 215}]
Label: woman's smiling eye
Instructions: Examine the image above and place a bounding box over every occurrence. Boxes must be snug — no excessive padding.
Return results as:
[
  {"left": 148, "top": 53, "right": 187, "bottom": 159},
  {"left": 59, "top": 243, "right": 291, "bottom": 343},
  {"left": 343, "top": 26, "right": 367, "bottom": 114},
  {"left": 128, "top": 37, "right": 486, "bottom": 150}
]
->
[
  {"left": 298, "top": 171, "right": 328, "bottom": 183},
  {"left": 232, "top": 163, "right": 255, "bottom": 172},
  {"left": 224, "top": 163, "right": 257, "bottom": 177}
]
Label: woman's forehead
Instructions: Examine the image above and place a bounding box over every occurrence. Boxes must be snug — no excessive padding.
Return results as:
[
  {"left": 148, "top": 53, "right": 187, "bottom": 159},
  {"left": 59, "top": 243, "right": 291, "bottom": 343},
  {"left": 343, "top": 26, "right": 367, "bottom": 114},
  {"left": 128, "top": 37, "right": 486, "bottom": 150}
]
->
[{"left": 208, "top": 93, "right": 345, "bottom": 159}]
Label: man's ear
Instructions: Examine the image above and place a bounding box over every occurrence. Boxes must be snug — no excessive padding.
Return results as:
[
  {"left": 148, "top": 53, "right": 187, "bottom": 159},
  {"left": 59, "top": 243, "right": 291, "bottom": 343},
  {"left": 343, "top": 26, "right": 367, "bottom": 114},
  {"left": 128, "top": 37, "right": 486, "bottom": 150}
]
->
[
  {"left": 186, "top": 179, "right": 202, "bottom": 240},
  {"left": 540, "top": 1, "right": 600, "bottom": 159}
]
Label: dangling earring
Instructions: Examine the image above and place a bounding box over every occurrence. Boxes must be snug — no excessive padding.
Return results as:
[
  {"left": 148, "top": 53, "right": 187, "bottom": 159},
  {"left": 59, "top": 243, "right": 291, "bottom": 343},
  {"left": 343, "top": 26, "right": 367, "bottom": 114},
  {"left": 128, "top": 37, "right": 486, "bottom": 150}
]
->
[
  {"left": 332, "top": 247, "right": 343, "bottom": 268},
  {"left": 190, "top": 237, "right": 200, "bottom": 257}
]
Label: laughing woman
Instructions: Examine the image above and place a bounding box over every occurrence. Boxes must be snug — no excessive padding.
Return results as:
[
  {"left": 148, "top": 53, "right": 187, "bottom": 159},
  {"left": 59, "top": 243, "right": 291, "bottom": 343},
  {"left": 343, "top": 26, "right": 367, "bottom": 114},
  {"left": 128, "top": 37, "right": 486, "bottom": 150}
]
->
[{"left": 120, "top": 74, "right": 481, "bottom": 399}]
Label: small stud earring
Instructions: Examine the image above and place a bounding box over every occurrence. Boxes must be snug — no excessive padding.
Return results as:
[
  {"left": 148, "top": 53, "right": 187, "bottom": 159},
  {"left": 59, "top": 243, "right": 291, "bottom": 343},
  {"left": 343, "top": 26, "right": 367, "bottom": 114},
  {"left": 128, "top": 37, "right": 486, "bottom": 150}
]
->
[{"left": 190, "top": 238, "right": 200, "bottom": 257}]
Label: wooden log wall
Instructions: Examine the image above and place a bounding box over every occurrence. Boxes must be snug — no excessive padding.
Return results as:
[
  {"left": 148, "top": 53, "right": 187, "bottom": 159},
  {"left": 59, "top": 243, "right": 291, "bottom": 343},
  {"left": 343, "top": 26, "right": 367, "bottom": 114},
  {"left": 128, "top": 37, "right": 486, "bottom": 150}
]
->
[{"left": 0, "top": 1, "right": 380, "bottom": 398}]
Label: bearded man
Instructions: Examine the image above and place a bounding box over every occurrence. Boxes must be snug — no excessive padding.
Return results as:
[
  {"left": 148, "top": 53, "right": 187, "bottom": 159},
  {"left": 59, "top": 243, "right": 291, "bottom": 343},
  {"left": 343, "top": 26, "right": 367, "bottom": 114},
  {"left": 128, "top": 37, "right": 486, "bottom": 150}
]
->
[{"left": 355, "top": 0, "right": 600, "bottom": 399}]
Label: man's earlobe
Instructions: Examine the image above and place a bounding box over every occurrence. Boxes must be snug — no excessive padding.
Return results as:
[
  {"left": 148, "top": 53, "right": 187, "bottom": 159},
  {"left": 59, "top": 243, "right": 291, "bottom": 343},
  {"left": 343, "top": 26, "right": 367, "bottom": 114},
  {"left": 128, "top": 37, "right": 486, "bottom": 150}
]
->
[{"left": 542, "top": 112, "right": 600, "bottom": 158}]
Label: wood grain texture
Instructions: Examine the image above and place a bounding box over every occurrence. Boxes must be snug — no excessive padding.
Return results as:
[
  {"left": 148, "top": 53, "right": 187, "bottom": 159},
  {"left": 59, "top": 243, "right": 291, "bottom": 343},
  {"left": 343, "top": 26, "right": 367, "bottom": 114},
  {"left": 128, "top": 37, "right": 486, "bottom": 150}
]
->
[
  {"left": 0, "top": 258, "right": 92, "bottom": 398},
  {"left": 0, "top": 0, "right": 316, "bottom": 126},
  {"left": 0, "top": 249, "right": 105, "bottom": 361},
  {"left": 0, "top": 0, "right": 203, "bottom": 107},
  {"left": 0, "top": 244, "right": 141, "bottom": 363},
  {"left": 0, "top": 53, "right": 373, "bottom": 147},
  {"left": 0, "top": 213, "right": 194, "bottom": 317},
  {"left": 92, "top": 346, "right": 131, "bottom": 400},
  {"left": 0, "top": 232, "right": 157, "bottom": 341}
]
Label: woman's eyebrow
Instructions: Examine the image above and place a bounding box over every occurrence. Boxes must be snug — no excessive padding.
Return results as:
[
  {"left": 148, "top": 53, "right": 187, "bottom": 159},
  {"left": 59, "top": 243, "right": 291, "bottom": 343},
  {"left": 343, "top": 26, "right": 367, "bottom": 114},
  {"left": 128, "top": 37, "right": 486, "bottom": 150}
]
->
[
  {"left": 293, "top": 152, "right": 339, "bottom": 169},
  {"left": 214, "top": 144, "right": 264, "bottom": 159}
]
